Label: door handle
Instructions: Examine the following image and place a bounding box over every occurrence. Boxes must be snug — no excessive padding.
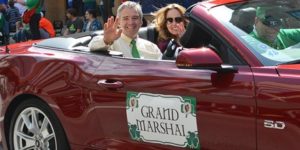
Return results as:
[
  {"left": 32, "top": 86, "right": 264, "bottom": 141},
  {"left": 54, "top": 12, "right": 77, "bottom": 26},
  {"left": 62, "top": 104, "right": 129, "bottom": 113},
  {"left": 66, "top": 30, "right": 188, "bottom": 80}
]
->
[{"left": 97, "top": 79, "right": 124, "bottom": 89}]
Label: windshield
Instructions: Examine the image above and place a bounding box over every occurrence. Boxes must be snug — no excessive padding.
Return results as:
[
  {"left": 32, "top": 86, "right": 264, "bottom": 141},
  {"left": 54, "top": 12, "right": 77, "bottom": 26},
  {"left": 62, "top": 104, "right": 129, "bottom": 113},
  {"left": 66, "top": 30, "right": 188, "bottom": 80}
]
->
[{"left": 210, "top": 0, "right": 300, "bottom": 66}]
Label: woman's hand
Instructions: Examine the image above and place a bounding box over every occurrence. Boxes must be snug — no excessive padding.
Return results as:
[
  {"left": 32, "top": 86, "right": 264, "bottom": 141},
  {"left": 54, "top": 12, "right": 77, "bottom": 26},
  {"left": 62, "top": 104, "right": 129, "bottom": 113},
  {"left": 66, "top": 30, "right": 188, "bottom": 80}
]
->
[{"left": 176, "top": 23, "right": 186, "bottom": 38}]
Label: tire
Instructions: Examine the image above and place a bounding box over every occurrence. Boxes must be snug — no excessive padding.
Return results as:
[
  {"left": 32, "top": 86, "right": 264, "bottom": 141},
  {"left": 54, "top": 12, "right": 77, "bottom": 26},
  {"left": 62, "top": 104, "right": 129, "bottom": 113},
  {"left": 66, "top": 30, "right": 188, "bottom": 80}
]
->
[{"left": 8, "top": 98, "right": 70, "bottom": 150}]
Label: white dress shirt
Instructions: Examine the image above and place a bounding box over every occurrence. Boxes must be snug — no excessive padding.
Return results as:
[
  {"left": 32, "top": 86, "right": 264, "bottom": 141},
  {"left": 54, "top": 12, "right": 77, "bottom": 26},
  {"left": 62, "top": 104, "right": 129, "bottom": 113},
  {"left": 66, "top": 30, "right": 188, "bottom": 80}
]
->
[{"left": 88, "top": 33, "right": 162, "bottom": 60}]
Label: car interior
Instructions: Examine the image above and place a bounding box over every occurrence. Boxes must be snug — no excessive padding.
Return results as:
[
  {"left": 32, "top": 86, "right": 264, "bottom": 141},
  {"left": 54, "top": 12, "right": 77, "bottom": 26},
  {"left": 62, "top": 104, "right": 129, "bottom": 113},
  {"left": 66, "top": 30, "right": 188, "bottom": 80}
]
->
[
  {"left": 180, "top": 20, "right": 246, "bottom": 65},
  {"left": 35, "top": 17, "right": 246, "bottom": 65},
  {"left": 137, "top": 25, "right": 158, "bottom": 44}
]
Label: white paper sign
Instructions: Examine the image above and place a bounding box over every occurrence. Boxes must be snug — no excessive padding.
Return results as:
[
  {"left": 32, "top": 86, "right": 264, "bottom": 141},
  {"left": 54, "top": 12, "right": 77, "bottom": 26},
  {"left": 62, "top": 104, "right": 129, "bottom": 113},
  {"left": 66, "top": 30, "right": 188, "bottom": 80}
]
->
[{"left": 126, "top": 92, "right": 200, "bottom": 149}]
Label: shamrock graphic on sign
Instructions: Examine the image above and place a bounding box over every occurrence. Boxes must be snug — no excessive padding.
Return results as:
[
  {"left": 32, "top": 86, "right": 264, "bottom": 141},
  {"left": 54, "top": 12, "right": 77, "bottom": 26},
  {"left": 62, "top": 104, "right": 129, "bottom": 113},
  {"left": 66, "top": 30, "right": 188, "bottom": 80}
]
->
[
  {"left": 186, "top": 131, "right": 200, "bottom": 149},
  {"left": 129, "top": 124, "right": 141, "bottom": 140}
]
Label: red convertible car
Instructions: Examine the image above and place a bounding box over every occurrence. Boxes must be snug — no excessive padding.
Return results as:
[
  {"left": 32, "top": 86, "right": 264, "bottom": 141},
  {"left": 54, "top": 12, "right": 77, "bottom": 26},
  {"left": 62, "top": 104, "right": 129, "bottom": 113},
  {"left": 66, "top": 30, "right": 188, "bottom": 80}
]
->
[{"left": 1, "top": 0, "right": 300, "bottom": 149}]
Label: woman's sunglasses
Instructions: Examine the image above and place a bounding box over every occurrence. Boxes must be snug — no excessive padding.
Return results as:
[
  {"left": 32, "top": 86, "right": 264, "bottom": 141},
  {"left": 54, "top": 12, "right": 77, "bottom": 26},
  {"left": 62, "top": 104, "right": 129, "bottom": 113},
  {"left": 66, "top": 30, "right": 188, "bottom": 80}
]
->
[{"left": 166, "top": 17, "right": 183, "bottom": 23}]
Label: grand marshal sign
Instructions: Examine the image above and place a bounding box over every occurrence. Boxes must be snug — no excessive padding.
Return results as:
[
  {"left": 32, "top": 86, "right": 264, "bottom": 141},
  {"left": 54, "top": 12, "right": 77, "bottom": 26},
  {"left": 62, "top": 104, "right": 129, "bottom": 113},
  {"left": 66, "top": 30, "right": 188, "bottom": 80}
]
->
[{"left": 126, "top": 92, "right": 200, "bottom": 149}]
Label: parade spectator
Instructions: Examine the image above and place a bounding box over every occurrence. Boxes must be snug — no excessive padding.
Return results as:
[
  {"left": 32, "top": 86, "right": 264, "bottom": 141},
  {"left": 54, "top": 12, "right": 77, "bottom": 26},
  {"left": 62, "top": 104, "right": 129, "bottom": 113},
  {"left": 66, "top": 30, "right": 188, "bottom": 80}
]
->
[
  {"left": 83, "top": 9, "right": 102, "bottom": 32},
  {"left": 0, "top": 3, "right": 9, "bottom": 44},
  {"left": 39, "top": 17, "right": 55, "bottom": 38},
  {"left": 13, "top": 16, "right": 55, "bottom": 42},
  {"left": 7, "top": 0, "right": 21, "bottom": 32},
  {"left": 89, "top": 1, "right": 161, "bottom": 60},
  {"left": 63, "top": 8, "right": 84, "bottom": 36},
  {"left": 24, "top": 0, "right": 44, "bottom": 40},
  {"left": 14, "top": 0, "right": 27, "bottom": 15},
  {"left": 13, "top": 21, "right": 31, "bottom": 42},
  {"left": 0, "top": 6, "right": 5, "bottom": 33},
  {"left": 154, "top": 4, "right": 187, "bottom": 53}
]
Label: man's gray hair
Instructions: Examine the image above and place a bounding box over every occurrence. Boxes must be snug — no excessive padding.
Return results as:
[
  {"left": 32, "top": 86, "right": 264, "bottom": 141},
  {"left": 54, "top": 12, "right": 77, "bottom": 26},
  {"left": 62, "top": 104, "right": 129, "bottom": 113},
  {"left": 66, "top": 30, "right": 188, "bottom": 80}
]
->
[{"left": 117, "top": 1, "right": 143, "bottom": 21}]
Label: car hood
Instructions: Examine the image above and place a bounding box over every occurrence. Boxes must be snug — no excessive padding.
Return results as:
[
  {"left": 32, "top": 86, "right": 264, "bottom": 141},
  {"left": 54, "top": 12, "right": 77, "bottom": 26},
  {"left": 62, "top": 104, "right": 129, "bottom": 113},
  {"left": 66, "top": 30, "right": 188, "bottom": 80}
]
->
[
  {"left": 0, "top": 40, "right": 40, "bottom": 55},
  {"left": 0, "top": 39, "right": 90, "bottom": 63}
]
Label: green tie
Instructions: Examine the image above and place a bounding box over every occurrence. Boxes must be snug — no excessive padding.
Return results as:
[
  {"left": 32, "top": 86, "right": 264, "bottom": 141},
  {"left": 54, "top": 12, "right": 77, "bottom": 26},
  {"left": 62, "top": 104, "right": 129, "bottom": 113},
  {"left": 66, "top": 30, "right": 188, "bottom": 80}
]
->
[{"left": 131, "top": 39, "right": 140, "bottom": 58}]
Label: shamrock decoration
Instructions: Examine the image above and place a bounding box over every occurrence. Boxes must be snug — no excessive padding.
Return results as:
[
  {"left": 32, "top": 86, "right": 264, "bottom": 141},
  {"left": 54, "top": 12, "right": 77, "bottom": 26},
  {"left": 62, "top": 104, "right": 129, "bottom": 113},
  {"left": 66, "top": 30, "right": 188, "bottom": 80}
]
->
[
  {"left": 126, "top": 92, "right": 139, "bottom": 111},
  {"left": 181, "top": 102, "right": 191, "bottom": 117},
  {"left": 186, "top": 131, "right": 200, "bottom": 149},
  {"left": 129, "top": 97, "right": 138, "bottom": 111},
  {"left": 129, "top": 124, "right": 140, "bottom": 140},
  {"left": 181, "top": 97, "right": 196, "bottom": 118}
]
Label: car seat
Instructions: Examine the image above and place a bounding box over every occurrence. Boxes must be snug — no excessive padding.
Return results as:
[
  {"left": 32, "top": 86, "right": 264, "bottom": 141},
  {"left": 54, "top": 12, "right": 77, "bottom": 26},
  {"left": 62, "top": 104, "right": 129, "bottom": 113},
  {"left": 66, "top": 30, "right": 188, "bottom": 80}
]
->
[
  {"left": 230, "top": 7, "right": 256, "bottom": 33},
  {"left": 138, "top": 25, "right": 158, "bottom": 44},
  {"left": 180, "top": 21, "right": 212, "bottom": 48}
]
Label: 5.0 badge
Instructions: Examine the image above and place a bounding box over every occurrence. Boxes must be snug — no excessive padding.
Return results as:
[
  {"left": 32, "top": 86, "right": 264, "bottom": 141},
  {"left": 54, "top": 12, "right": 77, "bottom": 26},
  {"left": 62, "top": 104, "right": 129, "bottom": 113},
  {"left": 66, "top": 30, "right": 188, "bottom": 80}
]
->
[{"left": 264, "top": 120, "right": 286, "bottom": 130}]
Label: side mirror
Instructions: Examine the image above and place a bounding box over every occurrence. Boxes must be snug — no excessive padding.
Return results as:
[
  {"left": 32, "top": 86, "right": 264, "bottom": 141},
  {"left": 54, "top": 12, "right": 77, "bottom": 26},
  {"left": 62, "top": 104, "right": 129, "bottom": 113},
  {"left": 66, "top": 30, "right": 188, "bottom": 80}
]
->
[{"left": 176, "top": 47, "right": 238, "bottom": 73}]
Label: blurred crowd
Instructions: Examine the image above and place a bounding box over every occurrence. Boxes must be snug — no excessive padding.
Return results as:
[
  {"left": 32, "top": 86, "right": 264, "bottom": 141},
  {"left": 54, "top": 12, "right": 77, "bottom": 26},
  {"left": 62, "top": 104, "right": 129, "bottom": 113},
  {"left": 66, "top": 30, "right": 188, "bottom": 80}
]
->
[
  {"left": 64, "top": 0, "right": 200, "bottom": 35},
  {"left": 0, "top": 0, "right": 200, "bottom": 45},
  {"left": 0, "top": 0, "right": 52, "bottom": 45}
]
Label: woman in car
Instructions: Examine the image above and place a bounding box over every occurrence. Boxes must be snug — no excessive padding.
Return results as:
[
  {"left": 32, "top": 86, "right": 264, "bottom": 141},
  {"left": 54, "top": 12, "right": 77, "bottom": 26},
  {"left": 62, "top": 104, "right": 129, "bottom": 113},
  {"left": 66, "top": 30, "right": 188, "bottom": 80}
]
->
[{"left": 154, "top": 4, "right": 188, "bottom": 53}]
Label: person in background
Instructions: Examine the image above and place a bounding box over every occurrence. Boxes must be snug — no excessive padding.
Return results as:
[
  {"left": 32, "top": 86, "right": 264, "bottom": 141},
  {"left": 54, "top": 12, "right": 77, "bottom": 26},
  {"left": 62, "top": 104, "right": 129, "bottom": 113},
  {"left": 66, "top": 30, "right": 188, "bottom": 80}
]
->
[
  {"left": 13, "top": 15, "right": 55, "bottom": 42},
  {"left": 63, "top": 8, "right": 83, "bottom": 36},
  {"left": 0, "top": 5, "right": 5, "bottom": 33},
  {"left": 89, "top": 1, "right": 161, "bottom": 60},
  {"left": 154, "top": 4, "right": 187, "bottom": 53},
  {"left": 14, "top": 0, "right": 27, "bottom": 15},
  {"left": 13, "top": 21, "right": 31, "bottom": 42},
  {"left": 83, "top": 9, "right": 102, "bottom": 32},
  {"left": 25, "top": 0, "right": 44, "bottom": 39},
  {"left": 7, "top": 0, "right": 21, "bottom": 32},
  {"left": 39, "top": 16, "right": 55, "bottom": 38},
  {"left": 0, "top": 3, "right": 9, "bottom": 45}
]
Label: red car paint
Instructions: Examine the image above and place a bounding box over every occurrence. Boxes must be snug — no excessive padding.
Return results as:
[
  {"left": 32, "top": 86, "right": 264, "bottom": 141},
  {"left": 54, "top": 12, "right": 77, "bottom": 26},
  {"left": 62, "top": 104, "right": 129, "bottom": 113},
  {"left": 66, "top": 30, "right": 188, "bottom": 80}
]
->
[{"left": 0, "top": 0, "right": 300, "bottom": 149}]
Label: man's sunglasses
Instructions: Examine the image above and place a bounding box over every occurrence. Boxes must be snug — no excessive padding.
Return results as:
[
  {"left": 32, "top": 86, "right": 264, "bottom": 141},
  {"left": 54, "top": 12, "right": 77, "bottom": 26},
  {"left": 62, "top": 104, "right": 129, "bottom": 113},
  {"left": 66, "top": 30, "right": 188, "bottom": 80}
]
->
[
  {"left": 261, "top": 15, "right": 282, "bottom": 28},
  {"left": 166, "top": 17, "right": 184, "bottom": 23}
]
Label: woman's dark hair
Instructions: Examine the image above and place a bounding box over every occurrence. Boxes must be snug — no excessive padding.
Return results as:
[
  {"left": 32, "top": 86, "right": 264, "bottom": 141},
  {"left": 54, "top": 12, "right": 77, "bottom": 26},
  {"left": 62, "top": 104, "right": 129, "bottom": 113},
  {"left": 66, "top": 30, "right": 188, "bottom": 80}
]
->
[
  {"left": 86, "top": 9, "right": 97, "bottom": 18},
  {"left": 67, "top": 8, "right": 77, "bottom": 17}
]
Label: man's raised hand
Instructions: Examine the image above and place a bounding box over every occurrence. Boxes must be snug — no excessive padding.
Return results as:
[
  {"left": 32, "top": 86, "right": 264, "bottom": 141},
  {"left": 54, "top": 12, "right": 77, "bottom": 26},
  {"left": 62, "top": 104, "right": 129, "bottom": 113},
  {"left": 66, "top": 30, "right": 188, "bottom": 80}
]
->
[{"left": 103, "top": 16, "right": 122, "bottom": 45}]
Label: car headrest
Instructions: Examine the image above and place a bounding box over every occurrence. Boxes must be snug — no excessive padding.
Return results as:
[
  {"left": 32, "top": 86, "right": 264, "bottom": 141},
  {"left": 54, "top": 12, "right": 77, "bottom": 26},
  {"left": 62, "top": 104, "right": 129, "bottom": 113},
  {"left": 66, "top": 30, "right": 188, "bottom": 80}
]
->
[
  {"left": 138, "top": 25, "right": 158, "bottom": 44},
  {"left": 230, "top": 8, "right": 256, "bottom": 33},
  {"left": 180, "top": 22, "right": 212, "bottom": 48}
]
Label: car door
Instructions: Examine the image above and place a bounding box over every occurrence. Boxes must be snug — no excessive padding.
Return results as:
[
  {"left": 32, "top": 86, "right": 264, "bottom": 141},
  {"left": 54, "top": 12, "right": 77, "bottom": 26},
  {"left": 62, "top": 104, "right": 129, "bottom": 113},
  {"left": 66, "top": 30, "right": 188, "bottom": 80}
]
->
[
  {"left": 88, "top": 54, "right": 256, "bottom": 150},
  {"left": 253, "top": 66, "right": 300, "bottom": 150}
]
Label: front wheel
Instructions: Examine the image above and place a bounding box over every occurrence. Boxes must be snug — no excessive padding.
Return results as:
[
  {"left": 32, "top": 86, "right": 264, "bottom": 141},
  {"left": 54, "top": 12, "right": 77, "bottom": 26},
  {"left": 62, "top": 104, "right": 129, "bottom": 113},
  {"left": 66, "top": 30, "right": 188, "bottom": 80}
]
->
[{"left": 8, "top": 98, "right": 70, "bottom": 150}]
